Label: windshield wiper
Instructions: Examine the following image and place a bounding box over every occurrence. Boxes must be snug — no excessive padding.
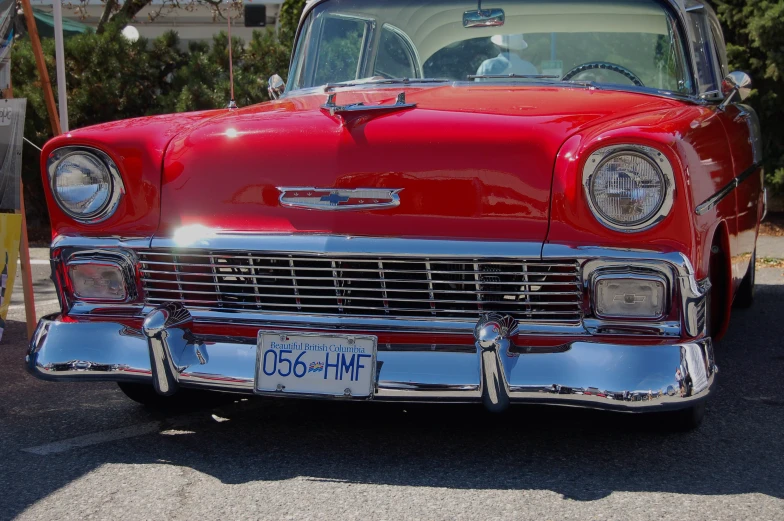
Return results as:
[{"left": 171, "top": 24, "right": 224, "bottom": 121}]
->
[
  {"left": 467, "top": 75, "right": 602, "bottom": 90},
  {"left": 324, "top": 77, "right": 451, "bottom": 91},
  {"left": 561, "top": 79, "right": 602, "bottom": 88},
  {"left": 467, "top": 74, "right": 561, "bottom": 80}
]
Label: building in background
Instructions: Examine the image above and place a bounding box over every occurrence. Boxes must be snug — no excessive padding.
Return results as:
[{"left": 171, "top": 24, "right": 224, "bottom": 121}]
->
[{"left": 29, "top": 0, "right": 281, "bottom": 47}]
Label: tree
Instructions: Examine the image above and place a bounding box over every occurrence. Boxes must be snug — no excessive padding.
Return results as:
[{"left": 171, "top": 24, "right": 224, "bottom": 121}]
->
[
  {"left": 278, "top": 0, "right": 307, "bottom": 47},
  {"left": 711, "top": 0, "right": 784, "bottom": 193},
  {"left": 94, "top": 0, "right": 240, "bottom": 34}
]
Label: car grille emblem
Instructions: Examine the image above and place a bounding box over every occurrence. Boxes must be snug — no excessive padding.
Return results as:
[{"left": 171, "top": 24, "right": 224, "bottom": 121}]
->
[
  {"left": 277, "top": 187, "right": 402, "bottom": 211},
  {"left": 320, "top": 192, "right": 350, "bottom": 206}
]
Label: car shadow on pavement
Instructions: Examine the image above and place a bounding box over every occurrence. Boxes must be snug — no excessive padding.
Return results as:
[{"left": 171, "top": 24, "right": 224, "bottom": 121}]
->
[{"left": 2, "top": 280, "right": 783, "bottom": 518}]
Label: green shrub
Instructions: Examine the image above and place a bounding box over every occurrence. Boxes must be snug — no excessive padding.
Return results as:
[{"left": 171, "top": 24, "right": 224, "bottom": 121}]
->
[
  {"left": 278, "top": 0, "right": 307, "bottom": 47},
  {"left": 712, "top": 0, "right": 784, "bottom": 194}
]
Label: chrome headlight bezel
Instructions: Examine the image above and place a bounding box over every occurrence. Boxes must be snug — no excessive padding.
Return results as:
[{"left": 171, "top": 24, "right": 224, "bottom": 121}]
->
[
  {"left": 582, "top": 144, "right": 675, "bottom": 232},
  {"left": 47, "top": 146, "right": 124, "bottom": 224}
]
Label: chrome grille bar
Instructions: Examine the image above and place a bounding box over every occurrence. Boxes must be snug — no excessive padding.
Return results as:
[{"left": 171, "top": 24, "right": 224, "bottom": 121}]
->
[
  {"left": 248, "top": 253, "right": 261, "bottom": 306},
  {"left": 210, "top": 254, "right": 222, "bottom": 308},
  {"left": 378, "top": 260, "right": 389, "bottom": 314},
  {"left": 138, "top": 250, "right": 582, "bottom": 322},
  {"left": 134, "top": 280, "right": 581, "bottom": 295},
  {"left": 288, "top": 258, "right": 301, "bottom": 311},
  {"left": 139, "top": 270, "right": 580, "bottom": 286}
]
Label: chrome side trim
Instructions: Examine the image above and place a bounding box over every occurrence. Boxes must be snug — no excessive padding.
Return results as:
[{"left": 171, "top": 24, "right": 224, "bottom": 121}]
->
[
  {"left": 695, "top": 177, "right": 736, "bottom": 215},
  {"left": 695, "top": 162, "right": 763, "bottom": 215}
]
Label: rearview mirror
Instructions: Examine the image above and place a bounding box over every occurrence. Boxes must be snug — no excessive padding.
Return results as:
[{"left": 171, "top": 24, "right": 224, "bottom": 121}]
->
[
  {"left": 719, "top": 71, "right": 751, "bottom": 110},
  {"left": 463, "top": 8, "right": 505, "bottom": 28},
  {"left": 268, "top": 74, "right": 285, "bottom": 100}
]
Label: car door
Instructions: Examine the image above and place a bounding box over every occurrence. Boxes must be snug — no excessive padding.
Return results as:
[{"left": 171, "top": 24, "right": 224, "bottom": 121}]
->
[
  {"left": 717, "top": 104, "right": 763, "bottom": 288},
  {"left": 707, "top": 17, "right": 763, "bottom": 288},
  {"left": 686, "top": 8, "right": 740, "bottom": 283}
]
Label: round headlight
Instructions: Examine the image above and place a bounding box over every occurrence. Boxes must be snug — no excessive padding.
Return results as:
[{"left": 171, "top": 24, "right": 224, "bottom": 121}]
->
[
  {"left": 48, "top": 147, "right": 123, "bottom": 223},
  {"left": 583, "top": 146, "right": 674, "bottom": 232}
]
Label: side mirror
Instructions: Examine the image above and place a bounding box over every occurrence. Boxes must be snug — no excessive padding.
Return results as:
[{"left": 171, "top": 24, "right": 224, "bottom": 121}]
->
[
  {"left": 268, "top": 74, "right": 285, "bottom": 100},
  {"left": 719, "top": 71, "right": 751, "bottom": 110}
]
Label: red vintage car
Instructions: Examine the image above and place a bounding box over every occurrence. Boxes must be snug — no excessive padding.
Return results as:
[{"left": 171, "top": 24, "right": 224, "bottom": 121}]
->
[{"left": 27, "top": 0, "right": 764, "bottom": 430}]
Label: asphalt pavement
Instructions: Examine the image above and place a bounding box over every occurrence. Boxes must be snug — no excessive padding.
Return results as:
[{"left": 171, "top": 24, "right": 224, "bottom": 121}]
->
[{"left": 1, "top": 248, "right": 783, "bottom": 520}]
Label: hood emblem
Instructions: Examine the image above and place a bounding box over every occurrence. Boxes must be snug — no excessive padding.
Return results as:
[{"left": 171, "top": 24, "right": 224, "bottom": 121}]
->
[{"left": 277, "top": 187, "right": 402, "bottom": 211}]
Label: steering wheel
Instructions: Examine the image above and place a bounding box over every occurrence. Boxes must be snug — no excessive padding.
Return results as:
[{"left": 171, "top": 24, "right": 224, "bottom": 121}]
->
[{"left": 561, "top": 61, "right": 644, "bottom": 87}]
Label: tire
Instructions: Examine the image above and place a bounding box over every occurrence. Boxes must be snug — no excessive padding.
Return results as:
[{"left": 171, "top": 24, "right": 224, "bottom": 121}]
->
[
  {"left": 117, "top": 382, "right": 234, "bottom": 410},
  {"left": 659, "top": 402, "right": 706, "bottom": 432},
  {"left": 734, "top": 250, "right": 755, "bottom": 309}
]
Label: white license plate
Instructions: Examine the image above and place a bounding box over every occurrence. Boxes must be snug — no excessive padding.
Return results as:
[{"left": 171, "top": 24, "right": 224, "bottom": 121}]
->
[{"left": 256, "top": 332, "right": 377, "bottom": 397}]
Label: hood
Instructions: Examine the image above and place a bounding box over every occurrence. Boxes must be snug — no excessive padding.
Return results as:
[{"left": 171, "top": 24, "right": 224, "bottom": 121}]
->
[{"left": 159, "top": 85, "right": 679, "bottom": 241}]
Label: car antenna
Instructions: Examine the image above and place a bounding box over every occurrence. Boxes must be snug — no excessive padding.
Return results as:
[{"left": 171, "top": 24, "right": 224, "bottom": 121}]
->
[{"left": 226, "top": 2, "right": 237, "bottom": 110}]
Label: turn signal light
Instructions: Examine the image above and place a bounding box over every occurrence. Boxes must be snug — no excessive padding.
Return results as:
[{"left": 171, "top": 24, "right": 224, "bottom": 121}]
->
[
  {"left": 594, "top": 274, "right": 665, "bottom": 319},
  {"left": 68, "top": 262, "right": 127, "bottom": 301}
]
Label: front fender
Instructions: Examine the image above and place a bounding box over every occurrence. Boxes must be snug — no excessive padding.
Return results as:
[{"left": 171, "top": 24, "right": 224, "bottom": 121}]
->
[
  {"left": 40, "top": 110, "right": 224, "bottom": 239},
  {"left": 546, "top": 104, "right": 734, "bottom": 282}
]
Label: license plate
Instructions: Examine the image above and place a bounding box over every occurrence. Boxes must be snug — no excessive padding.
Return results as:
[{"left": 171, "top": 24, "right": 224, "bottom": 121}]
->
[{"left": 256, "top": 332, "right": 377, "bottom": 397}]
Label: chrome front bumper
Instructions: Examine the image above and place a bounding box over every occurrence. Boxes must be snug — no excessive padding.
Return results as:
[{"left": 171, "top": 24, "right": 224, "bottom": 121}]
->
[{"left": 27, "top": 308, "right": 716, "bottom": 412}]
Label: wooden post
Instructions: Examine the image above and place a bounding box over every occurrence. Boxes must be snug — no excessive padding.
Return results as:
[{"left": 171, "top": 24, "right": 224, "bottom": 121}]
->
[
  {"left": 15, "top": 0, "right": 64, "bottom": 338},
  {"left": 17, "top": 182, "right": 36, "bottom": 339},
  {"left": 20, "top": 0, "right": 62, "bottom": 136}
]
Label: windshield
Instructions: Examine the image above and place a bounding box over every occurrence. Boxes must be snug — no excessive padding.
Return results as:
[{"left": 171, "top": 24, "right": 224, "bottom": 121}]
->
[{"left": 288, "top": 0, "right": 691, "bottom": 94}]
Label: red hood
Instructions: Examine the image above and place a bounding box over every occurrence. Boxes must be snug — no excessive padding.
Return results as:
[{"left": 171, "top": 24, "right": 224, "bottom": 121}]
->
[{"left": 159, "top": 85, "right": 679, "bottom": 241}]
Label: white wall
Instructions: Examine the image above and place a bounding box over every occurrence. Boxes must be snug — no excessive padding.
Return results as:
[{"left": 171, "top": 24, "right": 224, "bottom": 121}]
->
[{"left": 30, "top": 0, "right": 281, "bottom": 48}]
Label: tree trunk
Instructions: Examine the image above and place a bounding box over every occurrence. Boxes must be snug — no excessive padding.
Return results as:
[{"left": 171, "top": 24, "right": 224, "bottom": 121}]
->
[
  {"left": 110, "top": 0, "right": 153, "bottom": 29},
  {"left": 96, "top": 0, "right": 118, "bottom": 34}
]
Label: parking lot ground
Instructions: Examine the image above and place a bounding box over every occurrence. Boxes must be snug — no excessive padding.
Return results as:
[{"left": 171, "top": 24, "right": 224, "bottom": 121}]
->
[{"left": 0, "top": 251, "right": 783, "bottom": 521}]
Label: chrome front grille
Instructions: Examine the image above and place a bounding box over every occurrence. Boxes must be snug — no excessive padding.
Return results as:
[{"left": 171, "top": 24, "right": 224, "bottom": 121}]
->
[{"left": 138, "top": 250, "right": 583, "bottom": 322}]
